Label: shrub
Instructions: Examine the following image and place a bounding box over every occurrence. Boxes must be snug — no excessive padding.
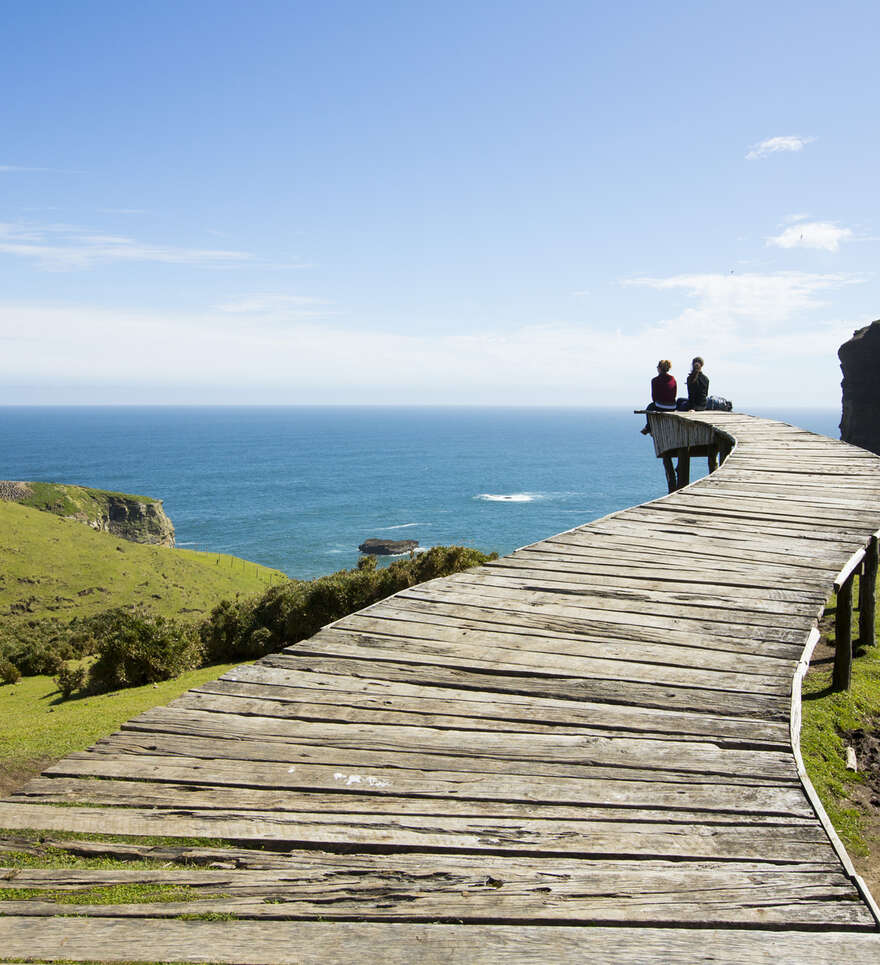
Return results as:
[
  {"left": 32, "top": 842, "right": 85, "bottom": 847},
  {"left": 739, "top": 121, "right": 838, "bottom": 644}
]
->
[
  {"left": 55, "top": 662, "right": 87, "bottom": 698},
  {"left": 0, "top": 657, "right": 21, "bottom": 684},
  {"left": 200, "top": 545, "right": 497, "bottom": 663},
  {"left": 87, "top": 609, "right": 204, "bottom": 692}
]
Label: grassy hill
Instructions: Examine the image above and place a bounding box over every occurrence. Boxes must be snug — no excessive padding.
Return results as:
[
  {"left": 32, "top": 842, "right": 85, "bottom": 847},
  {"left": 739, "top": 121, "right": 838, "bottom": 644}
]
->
[
  {"left": 1, "top": 480, "right": 175, "bottom": 546},
  {"left": 0, "top": 498, "right": 284, "bottom": 630}
]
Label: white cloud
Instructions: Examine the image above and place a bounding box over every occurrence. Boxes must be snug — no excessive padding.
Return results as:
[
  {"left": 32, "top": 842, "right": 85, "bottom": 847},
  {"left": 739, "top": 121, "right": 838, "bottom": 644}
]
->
[
  {"left": 214, "top": 293, "right": 335, "bottom": 323},
  {"left": 766, "top": 221, "right": 854, "bottom": 251},
  {"left": 746, "top": 135, "right": 816, "bottom": 160},
  {"left": 624, "top": 270, "right": 860, "bottom": 335},
  {"left": 0, "top": 273, "right": 866, "bottom": 406},
  {"left": 0, "top": 222, "right": 253, "bottom": 270}
]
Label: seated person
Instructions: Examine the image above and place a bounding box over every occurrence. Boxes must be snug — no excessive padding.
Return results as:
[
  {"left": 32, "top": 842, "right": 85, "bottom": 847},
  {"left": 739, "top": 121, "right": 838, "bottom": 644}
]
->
[
  {"left": 679, "top": 357, "right": 709, "bottom": 410},
  {"left": 641, "top": 360, "right": 676, "bottom": 434}
]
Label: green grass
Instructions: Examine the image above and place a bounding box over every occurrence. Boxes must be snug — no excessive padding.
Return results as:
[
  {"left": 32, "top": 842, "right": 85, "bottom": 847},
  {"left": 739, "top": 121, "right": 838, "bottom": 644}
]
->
[
  {"left": 801, "top": 577, "right": 880, "bottom": 855},
  {"left": 13, "top": 481, "right": 162, "bottom": 516},
  {"left": 0, "top": 499, "right": 285, "bottom": 629},
  {"left": 0, "top": 663, "right": 242, "bottom": 778},
  {"left": 0, "top": 882, "right": 217, "bottom": 904}
]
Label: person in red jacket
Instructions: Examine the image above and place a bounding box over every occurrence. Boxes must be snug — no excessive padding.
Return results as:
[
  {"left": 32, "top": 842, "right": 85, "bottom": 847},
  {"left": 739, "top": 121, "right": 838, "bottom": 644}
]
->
[{"left": 641, "top": 360, "right": 676, "bottom": 434}]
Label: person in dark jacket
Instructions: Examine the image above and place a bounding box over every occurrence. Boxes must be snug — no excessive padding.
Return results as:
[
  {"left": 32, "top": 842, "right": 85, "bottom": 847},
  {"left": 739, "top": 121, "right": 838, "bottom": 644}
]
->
[
  {"left": 684, "top": 357, "right": 709, "bottom": 410},
  {"left": 641, "top": 360, "right": 677, "bottom": 434}
]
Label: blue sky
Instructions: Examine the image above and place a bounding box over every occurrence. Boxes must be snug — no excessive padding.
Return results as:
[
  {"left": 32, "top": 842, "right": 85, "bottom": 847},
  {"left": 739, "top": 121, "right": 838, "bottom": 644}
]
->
[{"left": 1, "top": 0, "right": 878, "bottom": 406}]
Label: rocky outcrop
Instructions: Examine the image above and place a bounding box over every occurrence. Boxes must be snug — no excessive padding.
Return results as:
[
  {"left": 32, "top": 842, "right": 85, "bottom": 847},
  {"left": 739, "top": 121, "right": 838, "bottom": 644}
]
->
[
  {"left": 839, "top": 320, "right": 880, "bottom": 455},
  {"left": 358, "top": 538, "right": 419, "bottom": 556},
  {"left": 99, "top": 494, "right": 176, "bottom": 546},
  {"left": 0, "top": 482, "right": 176, "bottom": 547}
]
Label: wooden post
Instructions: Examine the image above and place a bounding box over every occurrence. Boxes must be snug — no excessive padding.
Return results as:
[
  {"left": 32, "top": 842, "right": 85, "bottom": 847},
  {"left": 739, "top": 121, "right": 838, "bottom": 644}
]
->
[
  {"left": 707, "top": 445, "right": 718, "bottom": 473},
  {"left": 833, "top": 575, "right": 854, "bottom": 691},
  {"left": 859, "top": 536, "right": 878, "bottom": 647},
  {"left": 675, "top": 448, "right": 690, "bottom": 489},
  {"left": 662, "top": 454, "right": 677, "bottom": 493}
]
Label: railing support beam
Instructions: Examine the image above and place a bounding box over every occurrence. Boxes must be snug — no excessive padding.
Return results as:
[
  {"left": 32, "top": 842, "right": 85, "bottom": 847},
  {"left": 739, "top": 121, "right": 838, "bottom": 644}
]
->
[
  {"left": 833, "top": 574, "right": 854, "bottom": 692},
  {"left": 662, "top": 454, "right": 677, "bottom": 494},
  {"left": 675, "top": 448, "right": 690, "bottom": 489},
  {"left": 859, "top": 535, "right": 878, "bottom": 648}
]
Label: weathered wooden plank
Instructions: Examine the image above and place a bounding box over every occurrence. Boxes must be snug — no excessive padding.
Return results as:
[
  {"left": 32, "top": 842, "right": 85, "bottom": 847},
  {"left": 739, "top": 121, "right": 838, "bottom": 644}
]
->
[
  {"left": 121, "top": 706, "right": 795, "bottom": 777},
  {"left": 3, "top": 918, "right": 880, "bottom": 965},
  {"left": 2, "top": 881, "right": 871, "bottom": 926},
  {"left": 261, "top": 652, "right": 793, "bottom": 718},
  {"left": 339, "top": 611, "right": 796, "bottom": 676},
  {"left": 540, "top": 529, "right": 843, "bottom": 573},
  {"left": 397, "top": 581, "right": 812, "bottom": 637},
  {"left": 10, "top": 778, "right": 817, "bottom": 824},
  {"left": 83, "top": 727, "right": 799, "bottom": 784},
  {"left": 295, "top": 627, "right": 791, "bottom": 695},
  {"left": 487, "top": 556, "right": 825, "bottom": 603},
  {"left": 40, "top": 756, "right": 810, "bottom": 810},
  {"left": 0, "top": 803, "right": 834, "bottom": 859},
  {"left": 194, "top": 669, "right": 791, "bottom": 743},
  {"left": 374, "top": 595, "right": 808, "bottom": 658},
  {"left": 445, "top": 570, "right": 819, "bottom": 620}
]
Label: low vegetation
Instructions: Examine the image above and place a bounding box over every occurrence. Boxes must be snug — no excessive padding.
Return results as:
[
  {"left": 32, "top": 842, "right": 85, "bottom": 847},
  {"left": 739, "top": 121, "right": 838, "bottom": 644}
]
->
[
  {"left": 200, "top": 545, "right": 496, "bottom": 663},
  {"left": 0, "top": 498, "right": 283, "bottom": 679}
]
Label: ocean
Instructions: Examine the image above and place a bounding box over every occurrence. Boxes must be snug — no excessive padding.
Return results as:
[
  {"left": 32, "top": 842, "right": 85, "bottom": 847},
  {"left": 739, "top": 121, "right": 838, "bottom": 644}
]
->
[{"left": 0, "top": 406, "right": 841, "bottom": 580}]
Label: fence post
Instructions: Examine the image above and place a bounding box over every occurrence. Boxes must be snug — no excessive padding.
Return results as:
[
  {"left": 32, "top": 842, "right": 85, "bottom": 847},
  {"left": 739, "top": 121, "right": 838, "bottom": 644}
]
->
[
  {"left": 859, "top": 535, "right": 878, "bottom": 648},
  {"left": 833, "top": 574, "right": 854, "bottom": 691}
]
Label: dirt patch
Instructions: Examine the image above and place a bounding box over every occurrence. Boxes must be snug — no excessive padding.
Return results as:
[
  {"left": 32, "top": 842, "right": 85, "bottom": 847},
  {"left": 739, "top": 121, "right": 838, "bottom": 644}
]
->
[{"left": 0, "top": 757, "right": 55, "bottom": 798}]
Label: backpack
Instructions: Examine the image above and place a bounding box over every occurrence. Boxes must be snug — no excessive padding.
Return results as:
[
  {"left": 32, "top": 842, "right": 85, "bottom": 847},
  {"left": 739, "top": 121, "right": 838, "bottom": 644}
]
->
[{"left": 706, "top": 396, "right": 733, "bottom": 411}]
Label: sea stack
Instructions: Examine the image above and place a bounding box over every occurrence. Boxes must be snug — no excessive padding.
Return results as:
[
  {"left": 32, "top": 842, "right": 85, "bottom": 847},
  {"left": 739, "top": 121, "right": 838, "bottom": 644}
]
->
[
  {"left": 839, "top": 320, "right": 880, "bottom": 455},
  {"left": 358, "top": 538, "right": 418, "bottom": 555}
]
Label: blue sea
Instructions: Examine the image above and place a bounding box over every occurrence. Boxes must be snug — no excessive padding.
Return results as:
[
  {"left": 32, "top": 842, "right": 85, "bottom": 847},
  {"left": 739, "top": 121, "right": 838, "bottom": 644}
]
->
[{"left": 0, "top": 407, "right": 841, "bottom": 581}]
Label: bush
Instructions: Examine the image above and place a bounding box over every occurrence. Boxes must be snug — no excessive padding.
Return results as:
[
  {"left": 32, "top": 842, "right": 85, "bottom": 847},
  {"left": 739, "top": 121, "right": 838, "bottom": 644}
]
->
[
  {"left": 55, "top": 662, "right": 87, "bottom": 698},
  {"left": 201, "top": 545, "right": 497, "bottom": 663},
  {"left": 0, "top": 656, "right": 21, "bottom": 684},
  {"left": 87, "top": 609, "right": 204, "bottom": 692}
]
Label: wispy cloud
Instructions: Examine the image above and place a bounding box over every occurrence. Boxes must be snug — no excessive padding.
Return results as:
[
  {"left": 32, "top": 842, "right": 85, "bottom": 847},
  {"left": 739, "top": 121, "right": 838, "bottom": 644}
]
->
[
  {"left": 0, "top": 222, "right": 253, "bottom": 270},
  {"left": 766, "top": 220, "right": 854, "bottom": 252},
  {"left": 624, "top": 270, "right": 862, "bottom": 336},
  {"left": 214, "top": 293, "right": 335, "bottom": 322},
  {"left": 746, "top": 135, "right": 816, "bottom": 160},
  {"left": 0, "top": 277, "right": 865, "bottom": 405}
]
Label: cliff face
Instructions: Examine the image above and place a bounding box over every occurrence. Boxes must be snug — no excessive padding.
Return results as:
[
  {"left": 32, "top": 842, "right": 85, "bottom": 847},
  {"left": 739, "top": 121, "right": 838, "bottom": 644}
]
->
[
  {"left": 839, "top": 320, "right": 880, "bottom": 456},
  {"left": 0, "top": 481, "right": 176, "bottom": 547}
]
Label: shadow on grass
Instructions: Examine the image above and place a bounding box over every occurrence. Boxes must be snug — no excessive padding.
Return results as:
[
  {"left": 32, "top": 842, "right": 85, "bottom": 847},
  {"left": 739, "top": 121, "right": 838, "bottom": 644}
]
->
[{"left": 804, "top": 684, "right": 835, "bottom": 701}]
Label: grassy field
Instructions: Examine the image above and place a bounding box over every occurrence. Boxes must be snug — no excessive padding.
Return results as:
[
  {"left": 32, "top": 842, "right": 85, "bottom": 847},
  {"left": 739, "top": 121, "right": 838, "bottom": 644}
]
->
[
  {"left": 0, "top": 662, "right": 242, "bottom": 795},
  {"left": 0, "top": 499, "right": 285, "bottom": 627}
]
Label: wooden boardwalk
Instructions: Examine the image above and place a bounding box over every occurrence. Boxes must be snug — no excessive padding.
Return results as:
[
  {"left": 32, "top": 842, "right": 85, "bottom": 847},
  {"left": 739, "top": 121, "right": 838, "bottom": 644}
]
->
[{"left": 2, "top": 411, "right": 880, "bottom": 963}]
